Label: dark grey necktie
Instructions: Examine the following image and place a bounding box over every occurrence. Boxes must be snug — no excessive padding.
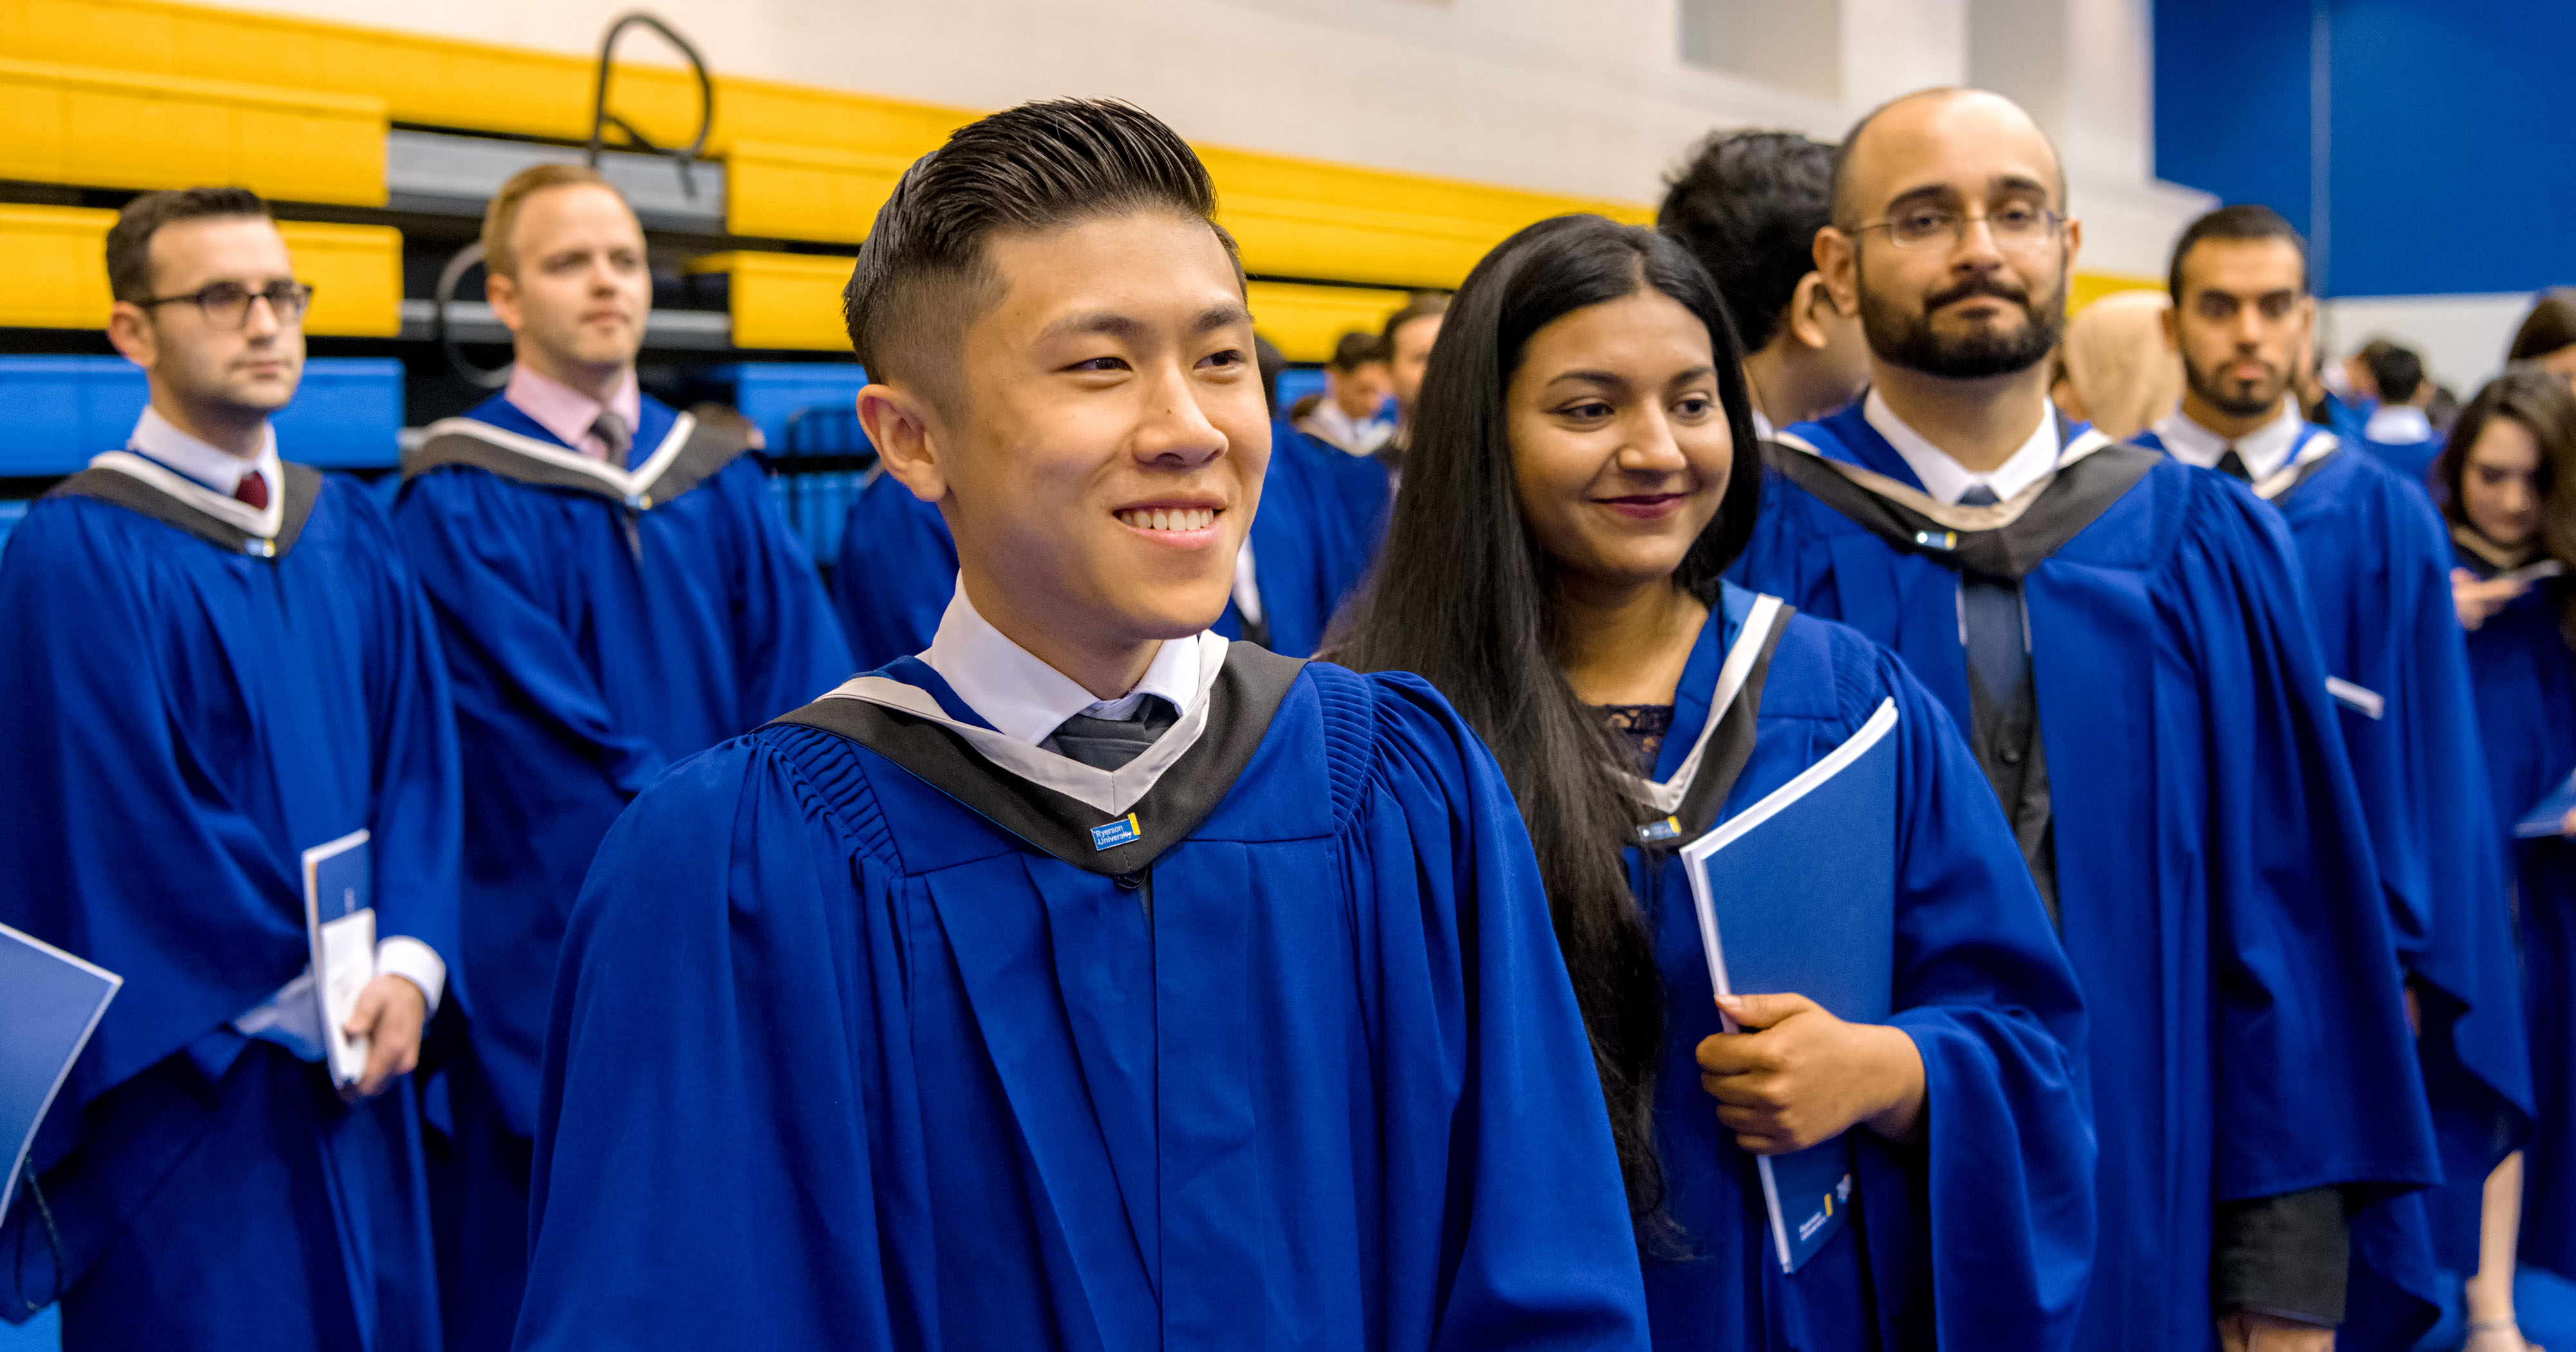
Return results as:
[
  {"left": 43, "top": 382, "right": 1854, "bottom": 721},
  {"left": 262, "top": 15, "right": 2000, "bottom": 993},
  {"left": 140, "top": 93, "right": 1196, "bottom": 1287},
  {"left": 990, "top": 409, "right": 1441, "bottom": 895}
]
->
[
  {"left": 2215, "top": 447, "right": 2253, "bottom": 482},
  {"left": 1955, "top": 485, "right": 2029, "bottom": 703},
  {"left": 591, "top": 411, "right": 632, "bottom": 465},
  {"left": 1046, "top": 696, "right": 1179, "bottom": 771}
]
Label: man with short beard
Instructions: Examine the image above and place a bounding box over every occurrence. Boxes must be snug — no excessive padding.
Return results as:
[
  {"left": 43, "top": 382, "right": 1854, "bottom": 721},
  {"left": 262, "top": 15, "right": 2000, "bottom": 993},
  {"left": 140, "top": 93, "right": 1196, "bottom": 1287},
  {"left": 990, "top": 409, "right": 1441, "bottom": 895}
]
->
[
  {"left": 1731, "top": 89, "right": 2438, "bottom": 1352},
  {"left": 2137, "top": 204, "right": 2533, "bottom": 1352}
]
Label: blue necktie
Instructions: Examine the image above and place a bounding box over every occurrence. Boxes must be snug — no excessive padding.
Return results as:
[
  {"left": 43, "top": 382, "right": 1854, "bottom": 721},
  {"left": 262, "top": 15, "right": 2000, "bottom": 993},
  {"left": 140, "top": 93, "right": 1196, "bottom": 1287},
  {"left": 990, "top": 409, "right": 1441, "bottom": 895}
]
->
[{"left": 1955, "top": 485, "right": 2028, "bottom": 704}]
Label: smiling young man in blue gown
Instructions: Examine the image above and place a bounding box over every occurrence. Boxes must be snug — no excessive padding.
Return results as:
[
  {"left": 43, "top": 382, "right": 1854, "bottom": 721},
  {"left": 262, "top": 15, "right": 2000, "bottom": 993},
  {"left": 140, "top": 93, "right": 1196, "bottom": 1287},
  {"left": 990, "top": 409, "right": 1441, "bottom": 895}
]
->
[{"left": 510, "top": 99, "right": 1649, "bottom": 1352}]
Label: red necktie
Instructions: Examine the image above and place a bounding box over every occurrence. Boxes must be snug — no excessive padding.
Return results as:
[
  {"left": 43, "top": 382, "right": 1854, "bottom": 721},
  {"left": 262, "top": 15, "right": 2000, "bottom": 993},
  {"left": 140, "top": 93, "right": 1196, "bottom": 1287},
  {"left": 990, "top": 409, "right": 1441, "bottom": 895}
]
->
[{"left": 233, "top": 471, "right": 269, "bottom": 511}]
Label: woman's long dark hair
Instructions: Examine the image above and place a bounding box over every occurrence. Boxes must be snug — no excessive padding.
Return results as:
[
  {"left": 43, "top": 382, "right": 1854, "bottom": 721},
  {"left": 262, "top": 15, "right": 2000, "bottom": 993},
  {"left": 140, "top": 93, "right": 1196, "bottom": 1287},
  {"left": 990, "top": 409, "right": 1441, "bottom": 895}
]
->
[
  {"left": 1327, "top": 214, "right": 1763, "bottom": 1239},
  {"left": 2437, "top": 366, "right": 2576, "bottom": 646}
]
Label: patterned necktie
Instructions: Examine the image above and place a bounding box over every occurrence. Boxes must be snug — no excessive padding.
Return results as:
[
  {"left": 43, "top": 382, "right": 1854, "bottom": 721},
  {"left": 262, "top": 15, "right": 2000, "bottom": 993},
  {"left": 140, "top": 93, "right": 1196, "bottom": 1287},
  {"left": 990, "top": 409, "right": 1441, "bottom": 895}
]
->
[
  {"left": 2215, "top": 447, "right": 2253, "bottom": 482},
  {"left": 1046, "top": 697, "right": 1180, "bottom": 771},
  {"left": 1955, "top": 484, "right": 2028, "bottom": 702},
  {"left": 590, "top": 411, "right": 632, "bottom": 466},
  {"left": 232, "top": 469, "right": 269, "bottom": 511}
]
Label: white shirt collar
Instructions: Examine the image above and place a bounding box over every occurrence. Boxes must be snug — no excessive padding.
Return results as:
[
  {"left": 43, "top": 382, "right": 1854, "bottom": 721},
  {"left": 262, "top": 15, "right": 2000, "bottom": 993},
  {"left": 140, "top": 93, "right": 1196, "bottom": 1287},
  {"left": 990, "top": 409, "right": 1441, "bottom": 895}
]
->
[
  {"left": 2364, "top": 402, "right": 2434, "bottom": 446},
  {"left": 129, "top": 404, "right": 278, "bottom": 500},
  {"left": 1750, "top": 406, "right": 1777, "bottom": 442},
  {"left": 921, "top": 587, "right": 1209, "bottom": 746},
  {"left": 2152, "top": 399, "right": 2307, "bottom": 481},
  {"left": 1862, "top": 388, "right": 2061, "bottom": 506}
]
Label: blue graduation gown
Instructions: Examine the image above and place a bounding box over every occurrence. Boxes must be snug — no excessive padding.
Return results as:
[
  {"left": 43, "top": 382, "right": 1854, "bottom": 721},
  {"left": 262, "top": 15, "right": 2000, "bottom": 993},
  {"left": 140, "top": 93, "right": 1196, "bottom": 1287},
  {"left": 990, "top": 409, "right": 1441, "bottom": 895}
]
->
[
  {"left": 390, "top": 391, "right": 852, "bottom": 1346},
  {"left": 1634, "top": 586, "right": 2092, "bottom": 1352},
  {"left": 2130, "top": 427, "right": 2533, "bottom": 1281},
  {"left": 1734, "top": 407, "right": 2440, "bottom": 1351},
  {"left": 830, "top": 427, "right": 1382, "bottom": 665},
  {"left": 2452, "top": 541, "right": 2576, "bottom": 1279},
  {"left": 0, "top": 460, "right": 460, "bottom": 1351},
  {"left": 515, "top": 647, "right": 1651, "bottom": 1351},
  {"left": 2360, "top": 434, "right": 2441, "bottom": 487}
]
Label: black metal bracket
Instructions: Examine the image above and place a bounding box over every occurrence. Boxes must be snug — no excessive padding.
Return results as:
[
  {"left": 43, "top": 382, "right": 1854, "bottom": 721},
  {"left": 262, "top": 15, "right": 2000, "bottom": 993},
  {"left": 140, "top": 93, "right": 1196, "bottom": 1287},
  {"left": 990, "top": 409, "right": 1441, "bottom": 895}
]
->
[{"left": 587, "top": 12, "right": 716, "bottom": 203}]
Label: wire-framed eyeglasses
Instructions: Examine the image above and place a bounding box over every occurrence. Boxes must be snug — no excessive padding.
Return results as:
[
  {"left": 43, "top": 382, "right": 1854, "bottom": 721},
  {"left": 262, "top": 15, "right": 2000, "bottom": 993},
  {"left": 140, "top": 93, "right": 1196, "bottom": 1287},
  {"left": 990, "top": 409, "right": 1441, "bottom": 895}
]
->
[{"left": 1853, "top": 205, "right": 2067, "bottom": 251}]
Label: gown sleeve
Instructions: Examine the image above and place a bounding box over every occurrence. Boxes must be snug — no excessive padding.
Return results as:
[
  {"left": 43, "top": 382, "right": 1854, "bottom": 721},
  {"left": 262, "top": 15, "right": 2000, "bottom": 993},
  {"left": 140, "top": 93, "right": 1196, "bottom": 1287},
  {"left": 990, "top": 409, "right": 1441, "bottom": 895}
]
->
[
  {"left": 2178, "top": 487, "right": 2437, "bottom": 1200},
  {"left": 1353, "top": 671, "right": 1653, "bottom": 1351},
  {"left": 515, "top": 740, "right": 910, "bottom": 1349},
  {"left": 1870, "top": 644, "right": 2096, "bottom": 1350},
  {"left": 391, "top": 471, "right": 670, "bottom": 798}
]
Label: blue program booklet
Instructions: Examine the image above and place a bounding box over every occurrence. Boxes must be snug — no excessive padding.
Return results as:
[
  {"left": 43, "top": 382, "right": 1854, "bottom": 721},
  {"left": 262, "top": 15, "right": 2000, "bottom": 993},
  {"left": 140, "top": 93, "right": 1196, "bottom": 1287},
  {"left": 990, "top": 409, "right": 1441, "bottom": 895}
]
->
[
  {"left": 2516, "top": 767, "right": 2576, "bottom": 840},
  {"left": 1680, "top": 698, "right": 1900, "bottom": 1273},
  {"left": 1, "top": 923, "right": 122, "bottom": 1223}
]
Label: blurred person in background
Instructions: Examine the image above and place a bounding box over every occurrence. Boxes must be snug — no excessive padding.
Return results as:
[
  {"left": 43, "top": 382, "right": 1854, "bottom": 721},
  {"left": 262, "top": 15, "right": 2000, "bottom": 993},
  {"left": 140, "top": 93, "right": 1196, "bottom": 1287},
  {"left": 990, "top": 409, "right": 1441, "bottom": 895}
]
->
[
  {"left": 2138, "top": 203, "right": 2532, "bottom": 1351},
  {"left": 2508, "top": 288, "right": 2576, "bottom": 388},
  {"left": 390, "top": 162, "right": 852, "bottom": 1351},
  {"left": 2053, "top": 289, "right": 2181, "bottom": 441},
  {"left": 0, "top": 187, "right": 458, "bottom": 1351},
  {"left": 1658, "top": 128, "right": 1871, "bottom": 438},
  {"left": 2361, "top": 342, "right": 2441, "bottom": 481},
  {"left": 1380, "top": 291, "right": 1448, "bottom": 465},
  {"left": 1295, "top": 330, "right": 1395, "bottom": 454},
  {"left": 2438, "top": 369, "right": 2576, "bottom": 1352}
]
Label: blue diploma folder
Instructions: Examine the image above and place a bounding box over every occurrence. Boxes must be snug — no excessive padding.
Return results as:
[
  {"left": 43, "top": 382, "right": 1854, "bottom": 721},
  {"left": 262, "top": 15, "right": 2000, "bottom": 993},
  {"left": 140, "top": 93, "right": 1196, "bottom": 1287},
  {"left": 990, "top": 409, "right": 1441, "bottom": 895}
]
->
[
  {"left": 2516, "top": 768, "right": 2576, "bottom": 840},
  {"left": 1, "top": 923, "right": 120, "bottom": 1222},
  {"left": 1679, "top": 698, "right": 1899, "bottom": 1272}
]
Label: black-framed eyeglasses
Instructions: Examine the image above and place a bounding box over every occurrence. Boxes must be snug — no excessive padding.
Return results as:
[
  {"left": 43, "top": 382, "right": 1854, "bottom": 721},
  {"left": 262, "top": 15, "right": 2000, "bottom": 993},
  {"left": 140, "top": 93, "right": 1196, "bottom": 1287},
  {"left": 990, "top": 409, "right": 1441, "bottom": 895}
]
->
[
  {"left": 1854, "top": 205, "right": 2067, "bottom": 252},
  {"left": 135, "top": 280, "right": 315, "bottom": 330}
]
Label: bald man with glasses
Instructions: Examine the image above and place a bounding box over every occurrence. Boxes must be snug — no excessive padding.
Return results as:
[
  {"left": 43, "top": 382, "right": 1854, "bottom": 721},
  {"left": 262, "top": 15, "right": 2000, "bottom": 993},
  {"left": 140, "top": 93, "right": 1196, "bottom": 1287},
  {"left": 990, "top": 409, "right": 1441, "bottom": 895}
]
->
[
  {"left": 1730, "top": 89, "right": 2440, "bottom": 1352},
  {"left": 0, "top": 186, "right": 460, "bottom": 1351}
]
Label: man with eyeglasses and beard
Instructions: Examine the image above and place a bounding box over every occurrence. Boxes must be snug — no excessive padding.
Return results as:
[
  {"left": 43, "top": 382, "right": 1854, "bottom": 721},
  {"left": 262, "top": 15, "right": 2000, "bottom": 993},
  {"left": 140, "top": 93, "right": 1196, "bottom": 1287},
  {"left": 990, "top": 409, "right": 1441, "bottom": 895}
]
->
[
  {"left": 1730, "top": 89, "right": 2438, "bottom": 1352},
  {"left": 0, "top": 187, "right": 459, "bottom": 1351}
]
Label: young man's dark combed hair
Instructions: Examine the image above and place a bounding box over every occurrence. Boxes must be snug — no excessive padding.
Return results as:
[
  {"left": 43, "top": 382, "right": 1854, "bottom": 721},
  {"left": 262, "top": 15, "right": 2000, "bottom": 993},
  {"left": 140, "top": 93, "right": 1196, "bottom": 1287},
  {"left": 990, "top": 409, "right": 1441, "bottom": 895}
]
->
[
  {"left": 1658, "top": 129, "right": 1833, "bottom": 352},
  {"left": 2367, "top": 343, "right": 2427, "bottom": 406},
  {"left": 2166, "top": 203, "right": 2310, "bottom": 302},
  {"left": 106, "top": 186, "right": 272, "bottom": 304},
  {"left": 1327, "top": 213, "right": 1765, "bottom": 1247},
  {"left": 840, "top": 98, "right": 1237, "bottom": 399},
  {"left": 1327, "top": 330, "right": 1385, "bottom": 371}
]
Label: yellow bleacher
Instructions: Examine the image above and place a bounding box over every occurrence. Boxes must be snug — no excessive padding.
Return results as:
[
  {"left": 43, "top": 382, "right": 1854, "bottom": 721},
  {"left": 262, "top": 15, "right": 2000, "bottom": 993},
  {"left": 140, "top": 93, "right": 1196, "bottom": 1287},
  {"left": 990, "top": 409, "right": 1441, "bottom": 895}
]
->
[{"left": 0, "top": 0, "right": 2152, "bottom": 357}]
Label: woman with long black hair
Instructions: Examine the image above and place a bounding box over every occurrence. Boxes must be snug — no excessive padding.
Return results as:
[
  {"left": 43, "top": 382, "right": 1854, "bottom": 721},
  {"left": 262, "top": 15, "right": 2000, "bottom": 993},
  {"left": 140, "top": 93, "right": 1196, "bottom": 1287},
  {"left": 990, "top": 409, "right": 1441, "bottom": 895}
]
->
[
  {"left": 1331, "top": 214, "right": 2092, "bottom": 1351},
  {"left": 2440, "top": 369, "right": 2576, "bottom": 1349}
]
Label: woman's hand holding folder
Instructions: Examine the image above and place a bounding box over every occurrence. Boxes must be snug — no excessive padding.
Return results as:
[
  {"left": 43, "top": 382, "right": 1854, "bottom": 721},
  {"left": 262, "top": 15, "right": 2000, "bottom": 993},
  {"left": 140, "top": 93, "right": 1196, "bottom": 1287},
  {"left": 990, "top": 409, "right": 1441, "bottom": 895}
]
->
[{"left": 1698, "top": 992, "right": 1927, "bottom": 1154}]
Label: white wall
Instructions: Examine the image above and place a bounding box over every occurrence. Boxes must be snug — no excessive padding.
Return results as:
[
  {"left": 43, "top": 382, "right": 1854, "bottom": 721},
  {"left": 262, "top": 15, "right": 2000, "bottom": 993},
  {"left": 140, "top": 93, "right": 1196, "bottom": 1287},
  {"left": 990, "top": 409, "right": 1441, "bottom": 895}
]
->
[
  {"left": 2322, "top": 294, "right": 2535, "bottom": 396},
  {"left": 214, "top": 0, "right": 2210, "bottom": 276}
]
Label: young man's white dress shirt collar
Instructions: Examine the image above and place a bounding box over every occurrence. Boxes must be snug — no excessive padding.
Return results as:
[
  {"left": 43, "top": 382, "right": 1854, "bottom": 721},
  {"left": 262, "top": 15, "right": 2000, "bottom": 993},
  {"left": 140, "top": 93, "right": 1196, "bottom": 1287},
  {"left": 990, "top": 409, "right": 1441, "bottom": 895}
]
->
[
  {"left": 2363, "top": 402, "right": 2434, "bottom": 446},
  {"left": 1862, "top": 387, "right": 2062, "bottom": 506},
  {"left": 129, "top": 405, "right": 279, "bottom": 502},
  {"left": 923, "top": 587, "right": 1213, "bottom": 747},
  {"left": 2152, "top": 398, "right": 2309, "bottom": 482}
]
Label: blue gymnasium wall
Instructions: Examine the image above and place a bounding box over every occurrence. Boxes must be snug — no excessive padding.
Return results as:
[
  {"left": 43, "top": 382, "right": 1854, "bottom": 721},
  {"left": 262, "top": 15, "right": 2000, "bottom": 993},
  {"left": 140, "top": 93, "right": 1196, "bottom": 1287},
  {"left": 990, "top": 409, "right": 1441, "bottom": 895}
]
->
[{"left": 2153, "top": 0, "right": 2576, "bottom": 299}]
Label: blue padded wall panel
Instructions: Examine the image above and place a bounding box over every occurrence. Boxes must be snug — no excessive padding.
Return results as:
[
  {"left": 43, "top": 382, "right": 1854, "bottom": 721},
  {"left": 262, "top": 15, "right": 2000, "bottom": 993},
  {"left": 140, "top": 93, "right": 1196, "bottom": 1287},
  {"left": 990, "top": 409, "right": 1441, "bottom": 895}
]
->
[{"left": 0, "top": 357, "right": 405, "bottom": 475}]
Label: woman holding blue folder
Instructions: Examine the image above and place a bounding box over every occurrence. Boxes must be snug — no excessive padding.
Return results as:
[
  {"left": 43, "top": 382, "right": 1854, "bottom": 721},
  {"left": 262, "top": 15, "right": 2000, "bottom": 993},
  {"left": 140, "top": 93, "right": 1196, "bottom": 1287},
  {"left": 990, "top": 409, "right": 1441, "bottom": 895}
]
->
[
  {"left": 1332, "top": 214, "right": 2092, "bottom": 1351},
  {"left": 2440, "top": 369, "right": 2576, "bottom": 1306}
]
